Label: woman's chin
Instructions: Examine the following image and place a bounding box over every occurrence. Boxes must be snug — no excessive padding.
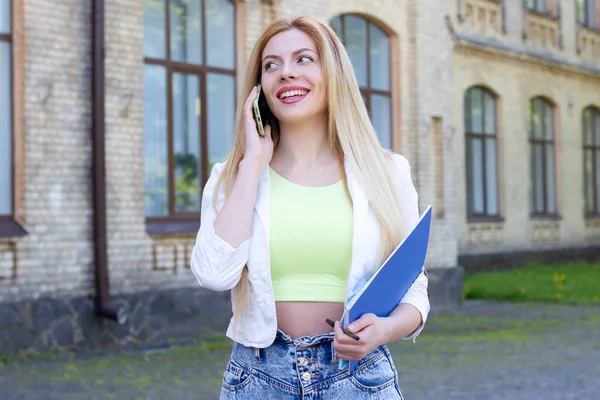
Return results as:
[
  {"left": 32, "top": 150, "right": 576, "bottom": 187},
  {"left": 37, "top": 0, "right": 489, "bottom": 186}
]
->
[{"left": 275, "top": 109, "right": 324, "bottom": 125}]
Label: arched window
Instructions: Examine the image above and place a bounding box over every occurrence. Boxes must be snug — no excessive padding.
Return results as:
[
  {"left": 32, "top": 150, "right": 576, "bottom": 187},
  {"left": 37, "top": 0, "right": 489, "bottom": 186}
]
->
[
  {"left": 143, "top": 0, "right": 236, "bottom": 230},
  {"left": 529, "top": 97, "right": 557, "bottom": 216},
  {"left": 583, "top": 106, "right": 600, "bottom": 216},
  {"left": 464, "top": 86, "right": 499, "bottom": 218},
  {"left": 329, "top": 14, "right": 393, "bottom": 149}
]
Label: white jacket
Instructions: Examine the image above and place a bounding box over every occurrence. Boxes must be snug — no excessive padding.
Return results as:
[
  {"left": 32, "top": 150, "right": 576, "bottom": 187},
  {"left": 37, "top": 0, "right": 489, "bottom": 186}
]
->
[{"left": 190, "top": 153, "right": 430, "bottom": 348}]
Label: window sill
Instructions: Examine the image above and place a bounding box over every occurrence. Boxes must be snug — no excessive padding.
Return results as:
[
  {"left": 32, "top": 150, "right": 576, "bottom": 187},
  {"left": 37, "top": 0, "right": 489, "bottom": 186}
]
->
[
  {"left": 524, "top": 8, "right": 558, "bottom": 21},
  {"left": 530, "top": 213, "right": 562, "bottom": 221},
  {"left": 467, "top": 215, "right": 505, "bottom": 223},
  {"left": 146, "top": 219, "right": 200, "bottom": 235},
  {"left": 0, "top": 218, "right": 28, "bottom": 238},
  {"left": 578, "top": 24, "right": 600, "bottom": 36}
]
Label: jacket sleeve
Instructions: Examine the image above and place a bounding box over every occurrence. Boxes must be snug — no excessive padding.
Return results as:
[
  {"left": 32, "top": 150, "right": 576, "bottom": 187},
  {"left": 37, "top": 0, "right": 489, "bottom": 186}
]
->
[
  {"left": 189, "top": 162, "right": 252, "bottom": 292},
  {"left": 392, "top": 153, "right": 431, "bottom": 341}
]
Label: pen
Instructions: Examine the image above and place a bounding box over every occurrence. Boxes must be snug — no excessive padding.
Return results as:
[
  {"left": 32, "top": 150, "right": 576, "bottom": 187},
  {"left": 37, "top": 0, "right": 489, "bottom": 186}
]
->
[{"left": 325, "top": 318, "right": 360, "bottom": 341}]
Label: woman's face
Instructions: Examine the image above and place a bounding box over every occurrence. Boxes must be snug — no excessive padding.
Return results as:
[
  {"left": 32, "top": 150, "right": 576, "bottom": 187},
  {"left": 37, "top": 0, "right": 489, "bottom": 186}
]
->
[{"left": 260, "top": 28, "right": 327, "bottom": 125}]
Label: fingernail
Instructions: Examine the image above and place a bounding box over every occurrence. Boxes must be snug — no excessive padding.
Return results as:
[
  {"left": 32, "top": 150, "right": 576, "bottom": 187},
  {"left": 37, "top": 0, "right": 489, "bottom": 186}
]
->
[{"left": 348, "top": 324, "right": 355, "bottom": 332}]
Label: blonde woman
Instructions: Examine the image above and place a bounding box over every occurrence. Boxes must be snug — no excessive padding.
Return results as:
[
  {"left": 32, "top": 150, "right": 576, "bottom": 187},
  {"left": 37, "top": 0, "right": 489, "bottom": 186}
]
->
[{"left": 191, "top": 15, "right": 429, "bottom": 399}]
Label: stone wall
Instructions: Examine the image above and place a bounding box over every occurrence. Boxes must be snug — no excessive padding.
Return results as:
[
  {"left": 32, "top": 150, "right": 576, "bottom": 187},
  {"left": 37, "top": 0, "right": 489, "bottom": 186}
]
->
[
  {"left": 0, "top": 287, "right": 231, "bottom": 356},
  {"left": 0, "top": 267, "right": 463, "bottom": 356},
  {"left": 459, "top": 246, "right": 600, "bottom": 273}
]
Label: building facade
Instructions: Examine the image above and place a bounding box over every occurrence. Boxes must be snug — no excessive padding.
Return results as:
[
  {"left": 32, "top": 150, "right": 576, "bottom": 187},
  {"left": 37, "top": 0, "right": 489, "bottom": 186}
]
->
[
  {"left": 449, "top": 0, "right": 600, "bottom": 269},
  {"left": 0, "top": 0, "right": 598, "bottom": 355}
]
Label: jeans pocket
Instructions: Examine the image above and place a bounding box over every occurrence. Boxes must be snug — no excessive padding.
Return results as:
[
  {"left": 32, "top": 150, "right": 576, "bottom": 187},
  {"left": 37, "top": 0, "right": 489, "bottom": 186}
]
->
[
  {"left": 221, "top": 359, "right": 254, "bottom": 392},
  {"left": 349, "top": 352, "right": 397, "bottom": 392}
]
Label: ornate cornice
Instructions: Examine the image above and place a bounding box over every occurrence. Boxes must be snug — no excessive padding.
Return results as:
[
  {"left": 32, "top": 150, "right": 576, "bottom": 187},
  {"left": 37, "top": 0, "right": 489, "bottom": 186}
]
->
[{"left": 455, "top": 36, "right": 600, "bottom": 83}]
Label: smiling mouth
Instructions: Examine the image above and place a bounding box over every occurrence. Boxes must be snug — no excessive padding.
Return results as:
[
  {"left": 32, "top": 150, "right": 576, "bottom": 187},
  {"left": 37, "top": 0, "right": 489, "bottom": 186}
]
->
[{"left": 278, "top": 89, "right": 310, "bottom": 100}]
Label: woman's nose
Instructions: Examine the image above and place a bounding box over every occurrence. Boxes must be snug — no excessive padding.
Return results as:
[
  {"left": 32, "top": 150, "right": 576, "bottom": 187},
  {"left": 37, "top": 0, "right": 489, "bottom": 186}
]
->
[{"left": 279, "top": 63, "right": 297, "bottom": 81}]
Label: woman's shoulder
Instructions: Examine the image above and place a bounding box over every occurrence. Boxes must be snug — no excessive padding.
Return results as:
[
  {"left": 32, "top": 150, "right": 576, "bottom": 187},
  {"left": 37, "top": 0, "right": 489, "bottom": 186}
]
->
[
  {"left": 202, "top": 161, "right": 228, "bottom": 197},
  {"left": 382, "top": 150, "right": 412, "bottom": 177},
  {"left": 209, "top": 161, "right": 227, "bottom": 177}
]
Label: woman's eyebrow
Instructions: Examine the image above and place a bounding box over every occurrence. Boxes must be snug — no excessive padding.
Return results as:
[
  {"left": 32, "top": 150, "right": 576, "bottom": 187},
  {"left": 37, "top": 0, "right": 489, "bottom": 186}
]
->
[{"left": 262, "top": 48, "right": 317, "bottom": 63}]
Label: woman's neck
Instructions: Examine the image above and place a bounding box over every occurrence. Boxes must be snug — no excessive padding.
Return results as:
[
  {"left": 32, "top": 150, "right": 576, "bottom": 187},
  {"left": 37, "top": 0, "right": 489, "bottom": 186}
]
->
[{"left": 273, "top": 116, "right": 336, "bottom": 169}]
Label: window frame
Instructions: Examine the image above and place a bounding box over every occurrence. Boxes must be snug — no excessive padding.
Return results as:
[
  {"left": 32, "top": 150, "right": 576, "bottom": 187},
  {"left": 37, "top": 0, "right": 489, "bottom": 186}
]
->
[
  {"left": 143, "top": 0, "right": 237, "bottom": 235},
  {"left": 523, "top": 0, "right": 557, "bottom": 17},
  {"left": 529, "top": 97, "right": 558, "bottom": 218},
  {"left": 0, "top": 0, "right": 26, "bottom": 238},
  {"left": 464, "top": 86, "right": 501, "bottom": 220},
  {"left": 329, "top": 13, "right": 394, "bottom": 150},
  {"left": 583, "top": 106, "right": 600, "bottom": 217}
]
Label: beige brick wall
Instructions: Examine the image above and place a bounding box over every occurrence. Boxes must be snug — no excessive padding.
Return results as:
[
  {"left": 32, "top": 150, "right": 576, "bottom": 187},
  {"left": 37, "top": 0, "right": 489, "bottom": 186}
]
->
[
  {"left": 451, "top": 0, "right": 600, "bottom": 255},
  {"left": 408, "top": 0, "right": 459, "bottom": 269},
  {"left": 0, "top": 0, "right": 96, "bottom": 303}
]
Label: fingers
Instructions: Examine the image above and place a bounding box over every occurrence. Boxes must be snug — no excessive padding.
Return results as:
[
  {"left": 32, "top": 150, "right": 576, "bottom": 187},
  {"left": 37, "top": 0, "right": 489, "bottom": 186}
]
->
[
  {"left": 264, "top": 124, "right": 272, "bottom": 140},
  {"left": 333, "top": 321, "right": 358, "bottom": 346},
  {"left": 243, "top": 86, "right": 258, "bottom": 130},
  {"left": 333, "top": 320, "right": 371, "bottom": 361},
  {"left": 243, "top": 86, "right": 257, "bottom": 115},
  {"left": 348, "top": 313, "right": 376, "bottom": 334}
]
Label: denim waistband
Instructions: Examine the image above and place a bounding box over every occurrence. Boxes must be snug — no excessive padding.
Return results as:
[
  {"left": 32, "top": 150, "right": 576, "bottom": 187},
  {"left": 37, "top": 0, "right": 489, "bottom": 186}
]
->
[
  {"left": 227, "top": 329, "right": 393, "bottom": 396},
  {"left": 272, "top": 328, "right": 335, "bottom": 347}
]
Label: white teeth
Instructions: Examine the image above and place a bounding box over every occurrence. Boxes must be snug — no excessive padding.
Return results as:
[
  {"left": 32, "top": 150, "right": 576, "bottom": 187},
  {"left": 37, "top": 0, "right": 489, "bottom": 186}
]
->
[{"left": 279, "top": 90, "right": 308, "bottom": 99}]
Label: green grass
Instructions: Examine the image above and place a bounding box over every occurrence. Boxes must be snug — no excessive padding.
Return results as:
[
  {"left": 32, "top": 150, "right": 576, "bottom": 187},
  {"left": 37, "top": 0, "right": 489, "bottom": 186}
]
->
[{"left": 464, "top": 261, "right": 600, "bottom": 303}]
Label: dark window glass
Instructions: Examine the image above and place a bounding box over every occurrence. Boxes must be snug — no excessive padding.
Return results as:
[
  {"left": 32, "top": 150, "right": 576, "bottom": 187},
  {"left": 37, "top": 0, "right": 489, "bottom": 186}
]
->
[
  {"left": 465, "top": 87, "right": 500, "bottom": 218},
  {"left": 529, "top": 97, "right": 557, "bottom": 216}
]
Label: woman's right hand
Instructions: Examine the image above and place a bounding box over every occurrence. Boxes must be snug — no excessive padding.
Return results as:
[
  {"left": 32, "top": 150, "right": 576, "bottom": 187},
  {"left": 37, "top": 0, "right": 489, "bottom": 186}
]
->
[{"left": 242, "top": 86, "right": 274, "bottom": 174}]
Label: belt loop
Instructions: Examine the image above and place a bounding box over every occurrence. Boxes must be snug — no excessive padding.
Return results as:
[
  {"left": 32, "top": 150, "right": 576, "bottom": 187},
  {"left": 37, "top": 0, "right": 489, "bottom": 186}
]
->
[
  {"left": 254, "top": 347, "right": 262, "bottom": 362},
  {"left": 330, "top": 342, "right": 338, "bottom": 365}
]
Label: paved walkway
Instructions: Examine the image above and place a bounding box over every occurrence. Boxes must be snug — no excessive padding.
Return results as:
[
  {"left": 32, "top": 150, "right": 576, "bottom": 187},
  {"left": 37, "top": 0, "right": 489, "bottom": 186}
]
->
[{"left": 1, "top": 301, "right": 599, "bottom": 399}]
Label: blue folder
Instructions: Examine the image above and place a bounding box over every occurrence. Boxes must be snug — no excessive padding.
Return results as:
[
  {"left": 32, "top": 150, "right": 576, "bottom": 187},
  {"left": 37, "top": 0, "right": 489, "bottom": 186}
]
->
[{"left": 340, "top": 205, "right": 432, "bottom": 373}]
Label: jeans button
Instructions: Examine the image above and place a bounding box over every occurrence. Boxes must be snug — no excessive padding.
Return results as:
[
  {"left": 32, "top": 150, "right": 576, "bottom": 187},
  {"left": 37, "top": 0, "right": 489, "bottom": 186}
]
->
[
  {"left": 299, "top": 357, "right": 308, "bottom": 366},
  {"left": 301, "top": 372, "right": 311, "bottom": 381}
]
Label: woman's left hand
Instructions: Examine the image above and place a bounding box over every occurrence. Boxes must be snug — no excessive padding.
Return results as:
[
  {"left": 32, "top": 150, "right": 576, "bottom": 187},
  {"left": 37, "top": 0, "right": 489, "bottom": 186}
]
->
[{"left": 332, "top": 314, "right": 391, "bottom": 361}]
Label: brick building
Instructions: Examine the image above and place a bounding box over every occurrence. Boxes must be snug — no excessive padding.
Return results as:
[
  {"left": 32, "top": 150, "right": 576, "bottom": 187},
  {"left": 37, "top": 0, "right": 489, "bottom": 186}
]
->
[{"left": 0, "top": 0, "right": 598, "bottom": 355}]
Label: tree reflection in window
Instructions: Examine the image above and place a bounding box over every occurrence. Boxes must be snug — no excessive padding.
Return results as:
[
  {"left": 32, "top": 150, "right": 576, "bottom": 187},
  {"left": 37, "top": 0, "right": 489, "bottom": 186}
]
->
[{"left": 143, "top": 0, "right": 235, "bottom": 220}]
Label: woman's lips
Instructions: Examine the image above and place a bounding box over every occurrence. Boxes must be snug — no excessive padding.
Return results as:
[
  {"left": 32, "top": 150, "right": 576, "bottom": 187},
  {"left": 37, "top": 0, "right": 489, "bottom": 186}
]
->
[{"left": 279, "top": 92, "right": 309, "bottom": 104}]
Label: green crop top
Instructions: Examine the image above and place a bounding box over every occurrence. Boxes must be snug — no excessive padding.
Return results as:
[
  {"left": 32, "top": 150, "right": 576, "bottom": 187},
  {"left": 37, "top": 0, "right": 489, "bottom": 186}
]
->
[{"left": 269, "top": 167, "right": 353, "bottom": 303}]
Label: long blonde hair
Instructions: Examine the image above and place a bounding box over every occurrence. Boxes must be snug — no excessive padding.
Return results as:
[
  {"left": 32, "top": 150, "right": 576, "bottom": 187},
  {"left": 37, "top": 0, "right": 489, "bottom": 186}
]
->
[{"left": 214, "top": 16, "right": 408, "bottom": 334}]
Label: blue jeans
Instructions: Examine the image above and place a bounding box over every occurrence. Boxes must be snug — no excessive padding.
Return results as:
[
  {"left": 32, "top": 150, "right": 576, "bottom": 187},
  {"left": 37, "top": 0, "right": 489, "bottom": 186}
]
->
[{"left": 219, "top": 329, "right": 404, "bottom": 399}]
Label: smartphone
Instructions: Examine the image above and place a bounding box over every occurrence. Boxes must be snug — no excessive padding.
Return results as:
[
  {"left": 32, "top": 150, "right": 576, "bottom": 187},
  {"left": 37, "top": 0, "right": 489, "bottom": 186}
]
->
[{"left": 253, "top": 83, "right": 269, "bottom": 136}]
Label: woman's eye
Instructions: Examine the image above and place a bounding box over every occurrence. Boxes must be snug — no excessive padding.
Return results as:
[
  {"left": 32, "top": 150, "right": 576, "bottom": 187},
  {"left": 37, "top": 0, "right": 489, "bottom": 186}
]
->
[
  {"left": 298, "top": 55, "right": 313, "bottom": 63},
  {"left": 264, "top": 62, "right": 275, "bottom": 70}
]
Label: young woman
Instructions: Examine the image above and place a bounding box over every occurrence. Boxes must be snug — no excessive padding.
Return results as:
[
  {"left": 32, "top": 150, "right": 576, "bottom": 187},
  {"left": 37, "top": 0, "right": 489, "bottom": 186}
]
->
[{"left": 191, "top": 15, "right": 429, "bottom": 399}]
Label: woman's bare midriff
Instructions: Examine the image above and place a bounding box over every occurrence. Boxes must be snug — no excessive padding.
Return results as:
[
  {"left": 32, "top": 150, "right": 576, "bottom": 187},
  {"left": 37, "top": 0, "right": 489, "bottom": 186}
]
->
[{"left": 276, "top": 301, "right": 345, "bottom": 339}]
